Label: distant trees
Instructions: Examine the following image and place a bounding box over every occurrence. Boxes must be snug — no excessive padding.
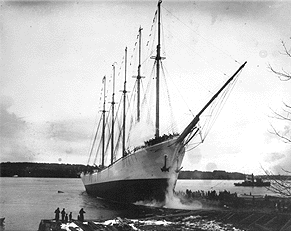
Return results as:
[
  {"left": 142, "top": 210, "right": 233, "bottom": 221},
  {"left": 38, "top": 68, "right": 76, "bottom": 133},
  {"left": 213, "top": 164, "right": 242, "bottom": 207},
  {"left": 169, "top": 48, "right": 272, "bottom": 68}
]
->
[
  {"left": 0, "top": 162, "right": 87, "bottom": 178},
  {"left": 267, "top": 40, "right": 291, "bottom": 197},
  {"left": 178, "top": 170, "right": 245, "bottom": 180}
]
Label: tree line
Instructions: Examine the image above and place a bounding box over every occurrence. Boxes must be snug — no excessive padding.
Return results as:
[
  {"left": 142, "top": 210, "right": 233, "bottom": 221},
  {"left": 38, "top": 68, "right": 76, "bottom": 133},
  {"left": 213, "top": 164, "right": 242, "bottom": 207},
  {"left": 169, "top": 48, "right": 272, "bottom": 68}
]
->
[
  {"left": 0, "top": 162, "right": 88, "bottom": 178},
  {"left": 1, "top": 162, "right": 247, "bottom": 179}
]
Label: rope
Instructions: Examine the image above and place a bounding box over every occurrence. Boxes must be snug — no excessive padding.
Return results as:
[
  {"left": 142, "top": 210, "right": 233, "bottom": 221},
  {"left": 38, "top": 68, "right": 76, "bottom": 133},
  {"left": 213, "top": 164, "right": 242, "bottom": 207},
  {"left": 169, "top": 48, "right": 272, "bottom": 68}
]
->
[
  {"left": 87, "top": 116, "right": 102, "bottom": 165},
  {"left": 160, "top": 62, "right": 177, "bottom": 133},
  {"left": 162, "top": 5, "right": 240, "bottom": 65}
]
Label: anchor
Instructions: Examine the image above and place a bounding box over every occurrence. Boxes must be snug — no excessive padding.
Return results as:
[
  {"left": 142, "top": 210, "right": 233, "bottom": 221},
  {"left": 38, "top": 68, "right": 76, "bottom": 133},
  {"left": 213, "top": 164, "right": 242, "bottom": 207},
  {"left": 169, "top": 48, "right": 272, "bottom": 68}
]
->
[{"left": 161, "top": 155, "right": 170, "bottom": 172}]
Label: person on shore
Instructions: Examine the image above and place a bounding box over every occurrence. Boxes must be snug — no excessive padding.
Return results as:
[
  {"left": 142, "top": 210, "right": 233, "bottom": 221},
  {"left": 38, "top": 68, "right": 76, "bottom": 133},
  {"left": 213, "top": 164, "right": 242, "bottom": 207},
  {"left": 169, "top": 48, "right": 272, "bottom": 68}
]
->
[
  {"left": 79, "top": 208, "right": 85, "bottom": 221},
  {"left": 65, "top": 213, "right": 68, "bottom": 223},
  {"left": 61, "top": 208, "right": 66, "bottom": 222},
  {"left": 69, "top": 212, "right": 72, "bottom": 222},
  {"left": 54, "top": 207, "right": 60, "bottom": 221}
]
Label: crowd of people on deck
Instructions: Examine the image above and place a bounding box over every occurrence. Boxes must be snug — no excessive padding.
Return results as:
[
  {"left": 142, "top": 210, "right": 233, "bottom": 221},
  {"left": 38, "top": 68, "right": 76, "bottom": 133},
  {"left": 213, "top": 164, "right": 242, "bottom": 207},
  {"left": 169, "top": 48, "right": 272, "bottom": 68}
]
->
[
  {"left": 144, "top": 133, "right": 179, "bottom": 146},
  {"left": 54, "top": 208, "right": 86, "bottom": 223}
]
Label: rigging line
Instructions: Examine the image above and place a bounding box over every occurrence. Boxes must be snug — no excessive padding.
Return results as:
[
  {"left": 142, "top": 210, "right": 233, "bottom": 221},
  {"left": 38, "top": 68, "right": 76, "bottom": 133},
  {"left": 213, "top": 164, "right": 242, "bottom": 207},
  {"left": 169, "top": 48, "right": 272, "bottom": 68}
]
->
[
  {"left": 116, "top": 92, "right": 126, "bottom": 133},
  {"left": 104, "top": 106, "right": 113, "bottom": 158},
  {"left": 93, "top": 103, "right": 112, "bottom": 166},
  {"left": 160, "top": 62, "right": 177, "bottom": 132},
  {"left": 143, "top": 29, "right": 157, "bottom": 71},
  {"left": 114, "top": 126, "right": 123, "bottom": 159},
  {"left": 185, "top": 142, "right": 202, "bottom": 152},
  {"left": 125, "top": 81, "right": 137, "bottom": 118},
  {"left": 129, "top": 34, "right": 139, "bottom": 67},
  {"left": 199, "top": 89, "right": 229, "bottom": 139},
  {"left": 200, "top": 90, "right": 224, "bottom": 131},
  {"left": 162, "top": 25, "right": 230, "bottom": 78},
  {"left": 105, "top": 93, "right": 123, "bottom": 163},
  {"left": 143, "top": 10, "right": 157, "bottom": 66},
  {"left": 161, "top": 60, "right": 195, "bottom": 117},
  {"left": 93, "top": 130, "right": 103, "bottom": 165},
  {"left": 199, "top": 72, "right": 238, "bottom": 138},
  {"left": 87, "top": 116, "right": 102, "bottom": 165},
  {"left": 114, "top": 94, "right": 123, "bottom": 131},
  {"left": 162, "top": 5, "right": 240, "bottom": 64},
  {"left": 92, "top": 83, "right": 109, "bottom": 166},
  {"left": 125, "top": 83, "right": 137, "bottom": 141},
  {"left": 117, "top": 55, "right": 125, "bottom": 78},
  {"left": 200, "top": 71, "right": 240, "bottom": 140},
  {"left": 141, "top": 63, "right": 156, "bottom": 108},
  {"left": 166, "top": 55, "right": 212, "bottom": 94},
  {"left": 185, "top": 67, "right": 242, "bottom": 147},
  {"left": 141, "top": 53, "right": 153, "bottom": 66},
  {"left": 127, "top": 116, "right": 135, "bottom": 147},
  {"left": 125, "top": 82, "right": 138, "bottom": 145},
  {"left": 161, "top": 10, "right": 166, "bottom": 57},
  {"left": 87, "top": 86, "right": 104, "bottom": 165},
  {"left": 116, "top": 112, "right": 125, "bottom": 157}
]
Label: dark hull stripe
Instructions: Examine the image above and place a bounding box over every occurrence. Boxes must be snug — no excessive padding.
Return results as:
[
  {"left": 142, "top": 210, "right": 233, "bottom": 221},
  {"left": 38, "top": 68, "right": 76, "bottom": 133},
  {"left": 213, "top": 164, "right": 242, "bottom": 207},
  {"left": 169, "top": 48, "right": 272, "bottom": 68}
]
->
[{"left": 84, "top": 178, "right": 169, "bottom": 203}]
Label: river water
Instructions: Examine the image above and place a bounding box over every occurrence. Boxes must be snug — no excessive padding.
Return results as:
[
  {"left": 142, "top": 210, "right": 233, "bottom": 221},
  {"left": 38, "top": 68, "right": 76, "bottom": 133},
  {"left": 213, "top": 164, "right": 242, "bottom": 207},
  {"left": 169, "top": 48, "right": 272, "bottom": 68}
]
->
[{"left": 0, "top": 178, "right": 274, "bottom": 231}]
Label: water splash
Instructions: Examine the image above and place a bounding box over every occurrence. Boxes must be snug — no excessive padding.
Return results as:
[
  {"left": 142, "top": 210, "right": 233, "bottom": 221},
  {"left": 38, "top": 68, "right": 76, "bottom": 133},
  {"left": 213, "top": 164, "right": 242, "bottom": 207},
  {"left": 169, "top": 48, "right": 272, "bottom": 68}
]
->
[
  {"left": 134, "top": 200, "right": 164, "bottom": 208},
  {"left": 164, "top": 172, "right": 203, "bottom": 210},
  {"left": 135, "top": 170, "right": 203, "bottom": 210}
]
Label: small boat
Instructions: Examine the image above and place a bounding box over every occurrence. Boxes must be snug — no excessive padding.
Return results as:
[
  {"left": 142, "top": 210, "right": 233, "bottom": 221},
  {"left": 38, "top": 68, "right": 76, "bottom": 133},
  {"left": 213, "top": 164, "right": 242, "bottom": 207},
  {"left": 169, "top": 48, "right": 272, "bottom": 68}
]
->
[{"left": 234, "top": 174, "right": 270, "bottom": 187}]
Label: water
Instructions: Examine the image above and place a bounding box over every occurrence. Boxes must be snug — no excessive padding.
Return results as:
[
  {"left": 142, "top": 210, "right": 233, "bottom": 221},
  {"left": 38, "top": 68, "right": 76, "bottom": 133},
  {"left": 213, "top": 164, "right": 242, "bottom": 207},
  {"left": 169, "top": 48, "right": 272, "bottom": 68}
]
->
[{"left": 0, "top": 178, "right": 273, "bottom": 231}]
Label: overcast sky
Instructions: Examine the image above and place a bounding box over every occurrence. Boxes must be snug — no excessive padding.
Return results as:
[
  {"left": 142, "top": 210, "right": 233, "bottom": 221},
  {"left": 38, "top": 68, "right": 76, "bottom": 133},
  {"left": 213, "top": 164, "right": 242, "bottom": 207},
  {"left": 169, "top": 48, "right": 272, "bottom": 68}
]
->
[{"left": 1, "top": 0, "right": 291, "bottom": 175}]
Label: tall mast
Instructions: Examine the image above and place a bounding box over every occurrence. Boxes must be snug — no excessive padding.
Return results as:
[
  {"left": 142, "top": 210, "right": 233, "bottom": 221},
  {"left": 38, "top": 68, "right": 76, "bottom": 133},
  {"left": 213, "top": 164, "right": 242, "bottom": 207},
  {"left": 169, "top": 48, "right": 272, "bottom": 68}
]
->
[
  {"left": 101, "top": 76, "right": 106, "bottom": 167},
  {"left": 155, "top": 0, "right": 162, "bottom": 138},
  {"left": 122, "top": 47, "right": 127, "bottom": 157},
  {"left": 111, "top": 64, "right": 116, "bottom": 164},
  {"left": 137, "top": 26, "right": 143, "bottom": 122}
]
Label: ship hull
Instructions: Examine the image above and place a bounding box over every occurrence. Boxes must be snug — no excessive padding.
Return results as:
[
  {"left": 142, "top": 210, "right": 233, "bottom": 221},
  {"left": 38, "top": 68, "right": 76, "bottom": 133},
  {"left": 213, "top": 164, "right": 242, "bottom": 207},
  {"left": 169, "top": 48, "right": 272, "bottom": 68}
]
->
[
  {"left": 81, "top": 137, "right": 185, "bottom": 203},
  {"left": 85, "top": 178, "right": 168, "bottom": 203}
]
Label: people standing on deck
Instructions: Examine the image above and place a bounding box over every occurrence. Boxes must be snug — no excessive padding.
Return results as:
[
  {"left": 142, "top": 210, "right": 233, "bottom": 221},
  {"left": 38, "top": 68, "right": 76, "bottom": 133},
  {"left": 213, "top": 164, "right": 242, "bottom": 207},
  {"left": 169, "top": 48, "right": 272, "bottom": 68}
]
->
[
  {"left": 54, "top": 207, "right": 60, "bottom": 221},
  {"left": 69, "top": 212, "right": 72, "bottom": 222},
  {"left": 79, "top": 208, "right": 85, "bottom": 221},
  {"left": 61, "top": 208, "right": 66, "bottom": 222}
]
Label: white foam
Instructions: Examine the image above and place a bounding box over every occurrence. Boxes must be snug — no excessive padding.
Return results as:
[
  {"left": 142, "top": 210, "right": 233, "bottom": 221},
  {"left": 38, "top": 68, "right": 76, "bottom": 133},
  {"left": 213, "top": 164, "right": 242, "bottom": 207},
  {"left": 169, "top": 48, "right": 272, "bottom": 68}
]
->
[{"left": 60, "top": 222, "right": 83, "bottom": 231}]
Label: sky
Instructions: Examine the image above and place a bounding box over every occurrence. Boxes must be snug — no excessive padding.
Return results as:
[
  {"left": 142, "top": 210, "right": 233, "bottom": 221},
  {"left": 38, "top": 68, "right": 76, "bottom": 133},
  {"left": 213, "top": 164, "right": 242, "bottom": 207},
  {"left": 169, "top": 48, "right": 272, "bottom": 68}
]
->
[{"left": 1, "top": 0, "right": 291, "bottom": 175}]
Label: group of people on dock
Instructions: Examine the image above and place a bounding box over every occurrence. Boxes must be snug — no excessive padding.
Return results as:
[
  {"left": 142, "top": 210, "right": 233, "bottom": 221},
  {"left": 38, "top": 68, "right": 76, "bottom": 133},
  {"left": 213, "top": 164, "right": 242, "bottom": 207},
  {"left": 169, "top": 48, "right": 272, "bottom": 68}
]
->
[
  {"left": 54, "top": 208, "right": 85, "bottom": 223},
  {"left": 176, "top": 189, "right": 291, "bottom": 212}
]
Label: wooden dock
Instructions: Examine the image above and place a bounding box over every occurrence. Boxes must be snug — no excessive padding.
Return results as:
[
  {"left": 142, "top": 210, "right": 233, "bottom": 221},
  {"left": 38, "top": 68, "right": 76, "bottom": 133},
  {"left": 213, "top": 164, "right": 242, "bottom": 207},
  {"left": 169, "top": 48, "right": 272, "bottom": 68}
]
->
[{"left": 38, "top": 209, "right": 291, "bottom": 231}]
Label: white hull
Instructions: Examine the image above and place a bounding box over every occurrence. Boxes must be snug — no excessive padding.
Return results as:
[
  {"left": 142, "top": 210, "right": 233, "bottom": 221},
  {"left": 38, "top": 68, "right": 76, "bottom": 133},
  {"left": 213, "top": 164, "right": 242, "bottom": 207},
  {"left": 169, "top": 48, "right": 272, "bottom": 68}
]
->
[{"left": 81, "top": 137, "right": 185, "bottom": 203}]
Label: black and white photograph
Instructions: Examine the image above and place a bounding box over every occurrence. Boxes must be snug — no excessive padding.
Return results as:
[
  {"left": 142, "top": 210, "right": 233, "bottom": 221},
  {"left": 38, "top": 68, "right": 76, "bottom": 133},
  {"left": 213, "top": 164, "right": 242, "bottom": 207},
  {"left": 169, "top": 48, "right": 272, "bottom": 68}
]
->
[{"left": 1, "top": 0, "right": 291, "bottom": 230}]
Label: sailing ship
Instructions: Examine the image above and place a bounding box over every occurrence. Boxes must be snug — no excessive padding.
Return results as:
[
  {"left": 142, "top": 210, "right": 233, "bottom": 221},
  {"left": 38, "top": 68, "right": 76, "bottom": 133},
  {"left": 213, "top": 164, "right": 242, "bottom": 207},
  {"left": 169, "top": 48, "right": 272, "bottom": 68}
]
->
[{"left": 81, "top": 0, "right": 247, "bottom": 203}]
